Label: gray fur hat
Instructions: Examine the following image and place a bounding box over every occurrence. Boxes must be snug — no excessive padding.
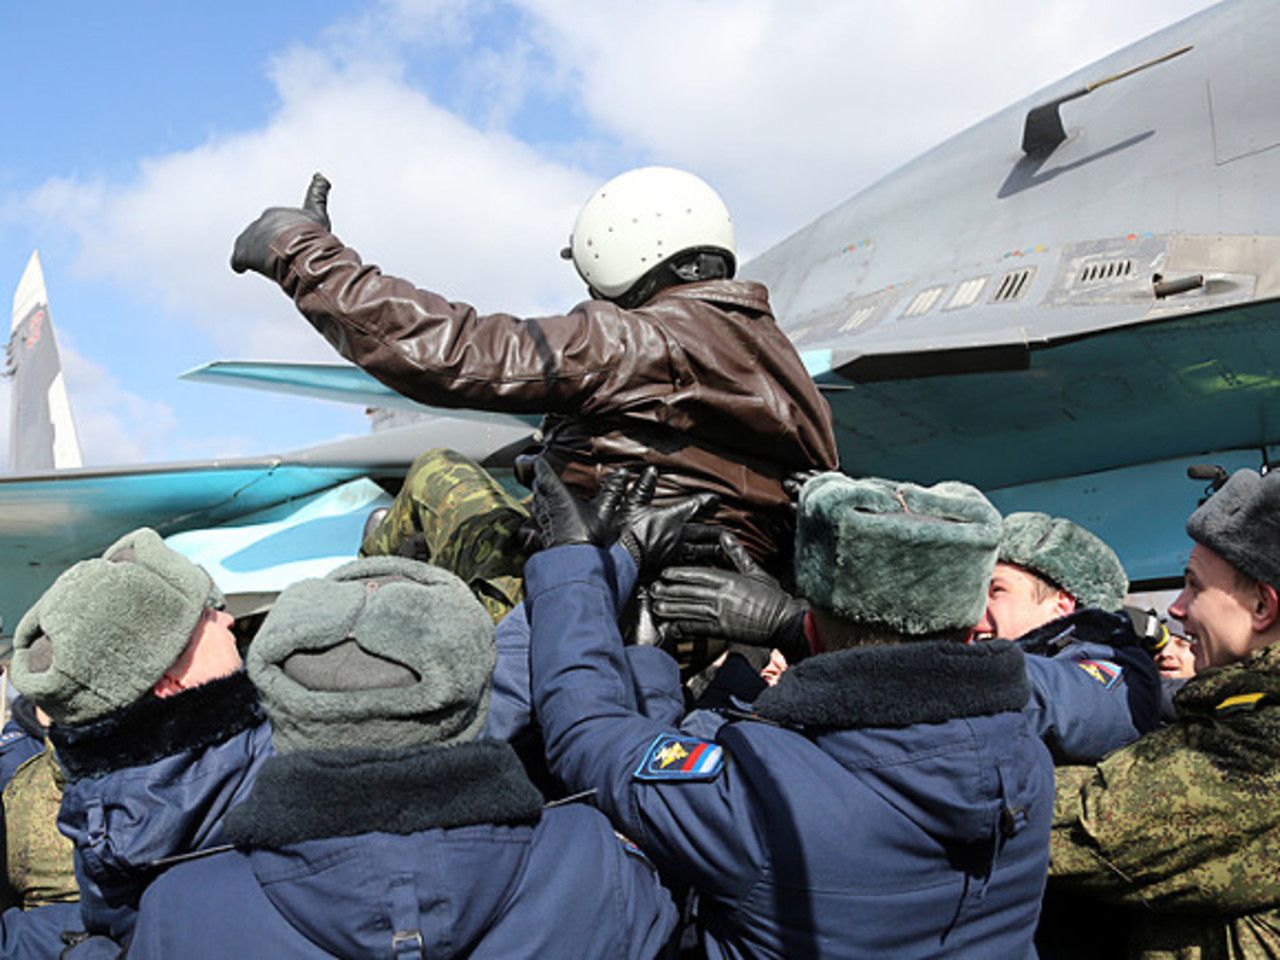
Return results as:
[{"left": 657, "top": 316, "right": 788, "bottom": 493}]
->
[
  {"left": 794, "top": 473, "right": 1002, "bottom": 635},
  {"left": 248, "top": 556, "right": 496, "bottom": 753},
  {"left": 10, "top": 528, "right": 215, "bottom": 725},
  {"left": 999, "top": 512, "right": 1129, "bottom": 611},
  {"left": 1187, "top": 469, "right": 1280, "bottom": 588}
]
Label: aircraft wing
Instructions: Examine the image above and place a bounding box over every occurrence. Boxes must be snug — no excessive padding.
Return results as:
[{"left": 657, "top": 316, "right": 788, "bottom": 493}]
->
[
  {"left": 0, "top": 413, "right": 536, "bottom": 638},
  {"left": 164, "top": 477, "right": 394, "bottom": 620},
  {"left": 181, "top": 360, "right": 542, "bottom": 429},
  {"left": 0, "top": 459, "right": 365, "bottom": 635}
]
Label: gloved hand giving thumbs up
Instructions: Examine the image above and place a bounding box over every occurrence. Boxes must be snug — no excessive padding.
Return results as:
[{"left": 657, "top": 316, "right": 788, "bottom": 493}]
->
[{"left": 231, "top": 173, "right": 332, "bottom": 277}]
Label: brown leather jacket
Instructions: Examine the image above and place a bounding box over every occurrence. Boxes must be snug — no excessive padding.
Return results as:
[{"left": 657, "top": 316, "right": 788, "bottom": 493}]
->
[{"left": 267, "top": 224, "right": 839, "bottom": 571}]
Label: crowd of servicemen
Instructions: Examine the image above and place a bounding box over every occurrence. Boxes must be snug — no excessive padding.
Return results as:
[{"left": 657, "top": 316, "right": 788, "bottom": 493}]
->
[{"left": 0, "top": 166, "right": 1275, "bottom": 960}]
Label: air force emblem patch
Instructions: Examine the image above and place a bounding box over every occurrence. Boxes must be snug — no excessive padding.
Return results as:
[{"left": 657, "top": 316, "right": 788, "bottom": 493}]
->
[
  {"left": 634, "top": 734, "right": 724, "bottom": 782},
  {"left": 1077, "top": 658, "right": 1122, "bottom": 689}
]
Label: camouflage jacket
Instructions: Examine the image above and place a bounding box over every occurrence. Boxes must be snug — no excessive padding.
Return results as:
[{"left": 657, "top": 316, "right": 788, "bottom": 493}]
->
[
  {"left": 3, "top": 744, "right": 78, "bottom": 909},
  {"left": 1050, "top": 643, "right": 1280, "bottom": 959}
]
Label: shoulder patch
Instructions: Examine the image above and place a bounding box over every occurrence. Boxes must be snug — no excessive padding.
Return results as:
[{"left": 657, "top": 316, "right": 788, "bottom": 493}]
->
[
  {"left": 1215, "top": 691, "right": 1269, "bottom": 715},
  {"left": 1077, "top": 659, "right": 1122, "bottom": 689},
  {"left": 634, "top": 733, "right": 724, "bottom": 782}
]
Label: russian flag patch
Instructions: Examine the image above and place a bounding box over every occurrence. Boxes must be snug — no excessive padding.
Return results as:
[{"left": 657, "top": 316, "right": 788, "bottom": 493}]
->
[
  {"left": 634, "top": 734, "right": 725, "bottom": 782},
  {"left": 1077, "top": 659, "right": 1123, "bottom": 689}
]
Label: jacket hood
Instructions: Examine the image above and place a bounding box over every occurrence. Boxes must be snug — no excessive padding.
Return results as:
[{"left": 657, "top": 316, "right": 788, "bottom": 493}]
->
[{"left": 234, "top": 740, "right": 546, "bottom": 958}]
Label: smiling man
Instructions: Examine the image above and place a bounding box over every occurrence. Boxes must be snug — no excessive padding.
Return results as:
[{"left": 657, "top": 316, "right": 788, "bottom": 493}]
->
[
  {"left": 1167, "top": 516, "right": 1280, "bottom": 671},
  {"left": 973, "top": 512, "right": 1130, "bottom": 642},
  {"left": 973, "top": 513, "right": 1160, "bottom": 763},
  {"left": 1050, "top": 468, "right": 1280, "bottom": 958}
]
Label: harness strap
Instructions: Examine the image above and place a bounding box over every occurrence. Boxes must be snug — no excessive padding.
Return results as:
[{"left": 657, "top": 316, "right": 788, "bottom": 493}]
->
[{"left": 388, "top": 873, "right": 425, "bottom": 959}]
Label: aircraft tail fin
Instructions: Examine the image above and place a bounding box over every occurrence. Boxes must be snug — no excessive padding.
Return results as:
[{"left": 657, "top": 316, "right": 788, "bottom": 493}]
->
[{"left": 7, "top": 251, "right": 83, "bottom": 471}]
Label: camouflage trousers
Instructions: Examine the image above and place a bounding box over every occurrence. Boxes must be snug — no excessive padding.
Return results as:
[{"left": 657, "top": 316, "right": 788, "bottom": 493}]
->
[
  {"left": 360, "top": 448, "right": 530, "bottom": 623},
  {"left": 3, "top": 746, "right": 77, "bottom": 908}
]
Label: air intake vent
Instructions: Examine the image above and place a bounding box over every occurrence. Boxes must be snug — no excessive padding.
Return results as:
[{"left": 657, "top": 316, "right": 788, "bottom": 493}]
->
[
  {"left": 902, "top": 286, "right": 944, "bottom": 318},
  {"left": 946, "top": 277, "right": 988, "bottom": 310},
  {"left": 1079, "top": 259, "right": 1134, "bottom": 284},
  {"left": 841, "top": 304, "right": 877, "bottom": 332},
  {"left": 992, "top": 268, "right": 1035, "bottom": 302}
]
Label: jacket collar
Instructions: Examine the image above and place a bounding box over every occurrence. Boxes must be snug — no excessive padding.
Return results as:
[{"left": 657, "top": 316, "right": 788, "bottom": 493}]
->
[
  {"left": 223, "top": 739, "right": 543, "bottom": 849},
  {"left": 650, "top": 279, "right": 772, "bottom": 314},
  {"left": 1166, "top": 645, "right": 1280, "bottom": 776},
  {"left": 1174, "top": 643, "right": 1280, "bottom": 718},
  {"left": 1015, "top": 608, "right": 1139, "bottom": 656},
  {"left": 754, "top": 639, "right": 1029, "bottom": 729},
  {"left": 49, "top": 670, "right": 264, "bottom": 781}
]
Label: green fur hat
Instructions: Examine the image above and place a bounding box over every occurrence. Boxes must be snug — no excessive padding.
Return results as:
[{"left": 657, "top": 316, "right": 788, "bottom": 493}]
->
[
  {"left": 10, "top": 528, "right": 215, "bottom": 725},
  {"left": 998, "top": 512, "right": 1129, "bottom": 611},
  {"left": 795, "top": 473, "right": 1001, "bottom": 635},
  {"left": 1187, "top": 469, "right": 1280, "bottom": 589},
  {"left": 248, "top": 556, "right": 496, "bottom": 753}
]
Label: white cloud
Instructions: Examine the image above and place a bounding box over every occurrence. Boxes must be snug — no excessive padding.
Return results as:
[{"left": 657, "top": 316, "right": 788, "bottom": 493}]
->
[
  {"left": 23, "top": 39, "right": 597, "bottom": 363},
  {"left": 60, "top": 340, "right": 177, "bottom": 465}
]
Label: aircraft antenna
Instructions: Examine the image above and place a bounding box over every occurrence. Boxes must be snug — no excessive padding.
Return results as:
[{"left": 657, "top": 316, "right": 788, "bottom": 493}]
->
[{"left": 1021, "top": 44, "right": 1193, "bottom": 156}]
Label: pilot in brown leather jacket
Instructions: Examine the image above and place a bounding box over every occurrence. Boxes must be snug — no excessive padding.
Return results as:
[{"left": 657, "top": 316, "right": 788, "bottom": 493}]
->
[{"left": 232, "top": 168, "right": 838, "bottom": 573}]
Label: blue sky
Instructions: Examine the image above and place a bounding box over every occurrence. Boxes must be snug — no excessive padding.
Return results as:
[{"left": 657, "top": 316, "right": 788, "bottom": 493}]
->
[{"left": 0, "top": 0, "right": 1218, "bottom": 466}]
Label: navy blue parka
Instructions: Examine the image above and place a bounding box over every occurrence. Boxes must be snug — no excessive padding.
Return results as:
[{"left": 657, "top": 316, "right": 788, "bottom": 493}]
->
[
  {"left": 528, "top": 544, "right": 1055, "bottom": 960},
  {"left": 50, "top": 671, "right": 272, "bottom": 944},
  {"left": 128, "top": 739, "right": 677, "bottom": 959},
  {"left": 1016, "top": 609, "right": 1162, "bottom": 762}
]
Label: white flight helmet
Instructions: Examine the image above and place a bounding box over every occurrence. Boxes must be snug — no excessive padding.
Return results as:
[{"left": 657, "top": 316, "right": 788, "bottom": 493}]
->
[{"left": 564, "top": 166, "right": 736, "bottom": 301}]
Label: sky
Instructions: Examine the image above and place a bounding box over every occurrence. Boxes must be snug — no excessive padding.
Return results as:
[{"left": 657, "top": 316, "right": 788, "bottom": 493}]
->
[{"left": 0, "top": 0, "right": 1221, "bottom": 466}]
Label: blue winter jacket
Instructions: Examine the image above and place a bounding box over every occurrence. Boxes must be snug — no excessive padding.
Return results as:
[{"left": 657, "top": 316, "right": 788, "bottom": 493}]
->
[
  {"left": 1016, "top": 609, "right": 1162, "bottom": 762},
  {"left": 528, "top": 545, "right": 1055, "bottom": 960},
  {"left": 50, "top": 671, "right": 272, "bottom": 944},
  {"left": 128, "top": 739, "right": 677, "bottom": 959},
  {"left": 0, "top": 903, "right": 83, "bottom": 960},
  {"left": 485, "top": 596, "right": 686, "bottom": 743}
]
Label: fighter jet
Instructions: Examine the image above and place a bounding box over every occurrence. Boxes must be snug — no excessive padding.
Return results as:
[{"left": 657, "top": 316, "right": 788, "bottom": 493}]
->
[
  {"left": 199, "top": 0, "right": 1274, "bottom": 591},
  {"left": 1, "top": 0, "right": 1266, "bottom": 633},
  {"left": 741, "top": 0, "right": 1279, "bottom": 588}
]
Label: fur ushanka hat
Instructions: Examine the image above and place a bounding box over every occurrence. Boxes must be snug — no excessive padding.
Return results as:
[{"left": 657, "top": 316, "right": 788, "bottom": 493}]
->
[
  {"left": 10, "top": 528, "right": 217, "bottom": 725},
  {"left": 794, "top": 473, "right": 1002, "bottom": 635},
  {"left": 998, "top": 512, "right": 1129, "bottom": 611},
  {"left": 248, "top": 556, "right": 496, "bottom": 753},
  {"left": 1187, "top": 468, "right": 1280, "bottom": 589}
]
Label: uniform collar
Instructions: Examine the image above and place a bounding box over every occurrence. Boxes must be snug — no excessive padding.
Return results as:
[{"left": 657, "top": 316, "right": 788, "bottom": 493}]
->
[
  {"left": 754, "top": 639, "right": 1029, "bottom": 730},
  {"left": 49, "top": 670, "right": 263, "bottom": 781},
  {"left": 223, "top": 739, "right": 543, "bottom": 849}
]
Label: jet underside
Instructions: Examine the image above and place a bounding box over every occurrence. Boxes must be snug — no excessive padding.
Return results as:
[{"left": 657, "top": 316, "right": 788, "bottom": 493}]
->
[{"left": 743, "top": 0, "right": 1280, "bottom": 585}]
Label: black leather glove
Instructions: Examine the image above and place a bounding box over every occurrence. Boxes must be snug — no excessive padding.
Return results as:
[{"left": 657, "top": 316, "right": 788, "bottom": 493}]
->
[
  {"left": 616, "top": 479, "right": 719, "bottom": 577},
  {"left": 652, "top": 532, "right": 809, "bottom": 660},
  {"left": 781, "top": 468, "right": 825, "bottom": 514},
  {"left": 231, "top": 172, "right": 332, "bottom": 276},
  {"left": 529, "top": 459, "right": 633, "bottom": 548}
]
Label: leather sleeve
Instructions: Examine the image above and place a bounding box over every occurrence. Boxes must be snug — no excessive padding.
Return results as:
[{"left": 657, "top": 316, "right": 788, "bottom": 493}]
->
[{"left": 267, "top": 225, "right": 672, "bottom": 416}]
